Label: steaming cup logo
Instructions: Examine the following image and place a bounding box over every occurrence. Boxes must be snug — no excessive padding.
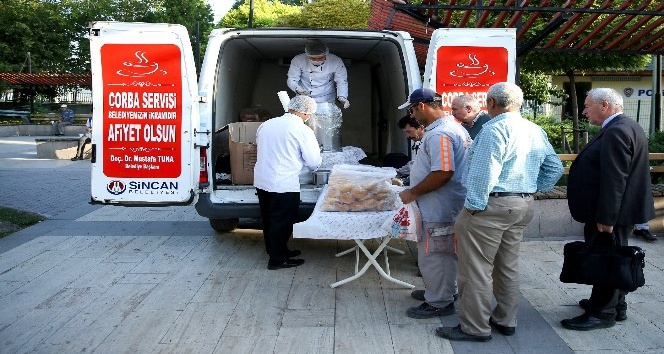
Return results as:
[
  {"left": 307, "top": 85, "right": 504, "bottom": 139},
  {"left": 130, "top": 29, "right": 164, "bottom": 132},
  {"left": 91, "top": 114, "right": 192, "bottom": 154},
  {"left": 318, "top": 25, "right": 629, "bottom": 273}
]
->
[
  {"left": 116, "top": 51, "right": 161, "bottom": 78},
  {"left": 624, "top": 87, "right": 634, "bottom": 98},
  {"left": 107, "top": 180, "right": 126, "bottom": 195},
  {"left": 450, "top": 54, "right": 495, "bottom": 79}
]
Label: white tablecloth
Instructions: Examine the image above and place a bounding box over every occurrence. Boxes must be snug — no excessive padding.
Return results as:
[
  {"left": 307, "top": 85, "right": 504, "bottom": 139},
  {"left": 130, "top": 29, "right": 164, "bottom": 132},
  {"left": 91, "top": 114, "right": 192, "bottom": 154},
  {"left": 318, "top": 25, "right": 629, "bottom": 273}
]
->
[{"left": 293, "top": 185, "right": 401, "bottom": 240}]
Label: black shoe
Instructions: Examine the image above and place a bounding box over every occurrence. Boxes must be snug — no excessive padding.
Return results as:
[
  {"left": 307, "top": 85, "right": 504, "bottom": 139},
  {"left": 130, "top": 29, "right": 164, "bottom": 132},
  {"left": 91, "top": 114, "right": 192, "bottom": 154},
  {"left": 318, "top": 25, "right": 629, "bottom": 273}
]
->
[
  {"left": 286, "top": 249, "right": 301, "bottom": 258},
  {"left": 489, "top": 317, "right": 515, "bottom": 336},
  {"left": 71, "top": 156, "right": 81, "bottom": 161},
  {"left": 411, "top": 290, "right": 426, "bottom": 301},
  {"left": 410, "top": 290, "right": 458, "bottom": 302},
  {"left": 435, "top": 325, "right": 492, "bottom": 342},
  {"left": 579, "top": 299, "right": 626, "bottom": 321},
  {"left": 560, "top": 313, "right": 615, "bottom": 331},
  {"left": 267, "top": 258, "right": 304, "bottom": 270},
  {"left": 633, "top": 229, "right": 656, "bottom": 241},
  {"left": 406, "top": 302, "right": 455, "bottom": 319}
]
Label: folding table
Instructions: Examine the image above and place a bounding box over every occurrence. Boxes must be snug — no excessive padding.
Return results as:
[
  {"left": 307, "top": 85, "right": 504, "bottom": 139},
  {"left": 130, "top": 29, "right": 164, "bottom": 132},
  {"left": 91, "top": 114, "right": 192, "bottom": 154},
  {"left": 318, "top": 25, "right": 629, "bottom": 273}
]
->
[{"left": 293, "top": 186, "right": 415, "bottom": 289}]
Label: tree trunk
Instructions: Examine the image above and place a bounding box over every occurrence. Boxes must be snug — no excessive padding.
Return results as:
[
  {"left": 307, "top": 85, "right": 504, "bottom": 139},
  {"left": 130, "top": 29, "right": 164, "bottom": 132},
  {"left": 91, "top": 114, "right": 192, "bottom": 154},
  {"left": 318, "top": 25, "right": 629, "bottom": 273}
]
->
[{"left": 567, "top": 70, "right": 580, "bottom": 153}]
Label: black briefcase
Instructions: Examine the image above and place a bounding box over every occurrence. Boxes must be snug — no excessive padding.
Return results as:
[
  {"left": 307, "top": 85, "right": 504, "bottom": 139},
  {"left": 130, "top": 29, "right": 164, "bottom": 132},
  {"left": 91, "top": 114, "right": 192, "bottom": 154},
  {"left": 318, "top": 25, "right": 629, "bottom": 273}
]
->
[{"left": 559, "top": 240, "right": 646, "bottom": 292}]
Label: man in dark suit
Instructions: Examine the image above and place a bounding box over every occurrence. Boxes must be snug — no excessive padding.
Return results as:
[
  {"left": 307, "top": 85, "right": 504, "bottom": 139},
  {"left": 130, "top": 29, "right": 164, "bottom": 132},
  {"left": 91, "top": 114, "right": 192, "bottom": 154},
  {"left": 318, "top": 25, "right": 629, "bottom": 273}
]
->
[{"left": 562, "top": 88, "right": 654, "bottom": 331}]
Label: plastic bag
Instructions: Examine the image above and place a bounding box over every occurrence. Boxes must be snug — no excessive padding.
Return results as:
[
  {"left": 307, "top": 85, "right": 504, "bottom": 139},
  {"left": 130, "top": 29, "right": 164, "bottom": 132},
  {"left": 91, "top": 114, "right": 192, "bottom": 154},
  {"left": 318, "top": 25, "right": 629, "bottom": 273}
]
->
[
  {"left": 320, "top": 164, "right": 400, "bottom": 212},
  {"left": 381, "top": 202, "right": 422, "bottom": 241}
]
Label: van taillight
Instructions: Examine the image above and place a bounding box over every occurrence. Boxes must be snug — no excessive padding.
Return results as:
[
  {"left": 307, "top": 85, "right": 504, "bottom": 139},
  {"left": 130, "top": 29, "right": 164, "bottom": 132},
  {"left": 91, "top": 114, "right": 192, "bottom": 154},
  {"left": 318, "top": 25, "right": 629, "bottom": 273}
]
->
[{"left": 199, "top": 147, "right": 208, "bottom": 184}]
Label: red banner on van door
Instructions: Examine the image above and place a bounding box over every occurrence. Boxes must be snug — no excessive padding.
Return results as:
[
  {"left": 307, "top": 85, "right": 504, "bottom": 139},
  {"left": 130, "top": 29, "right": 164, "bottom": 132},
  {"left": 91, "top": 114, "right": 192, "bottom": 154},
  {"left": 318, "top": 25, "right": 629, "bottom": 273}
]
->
[
  {"left": 435, "top": 46, "right": 508, "bottom": 114},
  {"left": 100, "top": 44, "right": 182, "bottom": 178}
]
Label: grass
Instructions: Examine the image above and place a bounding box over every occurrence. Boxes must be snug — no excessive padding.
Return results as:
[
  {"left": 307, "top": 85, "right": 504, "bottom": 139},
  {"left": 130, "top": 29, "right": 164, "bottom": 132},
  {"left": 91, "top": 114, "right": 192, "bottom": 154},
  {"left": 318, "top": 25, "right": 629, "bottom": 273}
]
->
[{"left": 0, "top": 207, "right": 44, "bottom": 238}]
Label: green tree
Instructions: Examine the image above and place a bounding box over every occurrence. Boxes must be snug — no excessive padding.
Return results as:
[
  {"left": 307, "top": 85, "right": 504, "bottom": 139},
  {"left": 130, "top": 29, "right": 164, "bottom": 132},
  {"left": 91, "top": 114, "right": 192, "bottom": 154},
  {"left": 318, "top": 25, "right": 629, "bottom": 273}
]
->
[
  {"left": 0, "top": 0, "right": 214, "bottom": 75},
  {"left": 520, "top": 71, "right": 566, "bottom": 119},
  {"left": 0, "top": 0, "right": 72, "bottom": 105},
  {"left": 522, "top": 51, "right": 651, "bottom": 153},
  {"left": 220, "top": 0, "right": 300, "bottom": 28},
  {"left": 279, "top": 0, "right": 370, "bottom": 29},
  {"left": 0, "top": 0, "right": 72, "bottom": 74},
  {"left": 153, "top": 0, "right": 214, "bottom": 71},
  {"left": 66, "top": 0, "right": 164, "bottom": 74}
]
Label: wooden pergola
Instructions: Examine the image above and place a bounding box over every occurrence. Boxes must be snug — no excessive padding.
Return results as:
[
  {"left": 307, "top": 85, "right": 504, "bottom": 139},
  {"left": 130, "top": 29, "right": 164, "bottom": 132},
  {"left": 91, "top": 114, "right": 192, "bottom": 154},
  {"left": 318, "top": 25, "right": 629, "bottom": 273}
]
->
[
  {"left": 0, "top": 73, "right": 91, "bottom": 86},
  {"left": 0, "top": 73, "right": 92, "bottom": 113},
  {"left": 370, "top": 0, "right": 663, "bottom": 132}
]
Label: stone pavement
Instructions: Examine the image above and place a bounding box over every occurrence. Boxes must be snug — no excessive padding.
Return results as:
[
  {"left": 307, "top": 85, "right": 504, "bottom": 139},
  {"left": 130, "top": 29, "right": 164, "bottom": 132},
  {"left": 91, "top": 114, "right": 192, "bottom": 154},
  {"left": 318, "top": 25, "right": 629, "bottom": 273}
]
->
[{"left": 1, "top": 135, "right": 663, "bottom": 354}]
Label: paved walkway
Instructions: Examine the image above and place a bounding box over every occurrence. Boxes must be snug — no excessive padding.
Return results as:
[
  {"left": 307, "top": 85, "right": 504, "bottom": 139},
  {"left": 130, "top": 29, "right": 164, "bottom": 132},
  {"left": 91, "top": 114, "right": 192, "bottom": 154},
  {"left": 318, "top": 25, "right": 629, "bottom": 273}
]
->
[{"left": 0, "top": 136, "right": 663, "bottom": 354}]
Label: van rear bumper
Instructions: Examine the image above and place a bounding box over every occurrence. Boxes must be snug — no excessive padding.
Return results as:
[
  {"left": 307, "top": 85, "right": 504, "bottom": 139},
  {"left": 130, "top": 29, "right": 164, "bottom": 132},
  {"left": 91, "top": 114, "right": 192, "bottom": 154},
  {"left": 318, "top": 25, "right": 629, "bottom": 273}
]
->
[{"left": 194, "top": 193, "right": 316, "bottom": 221}]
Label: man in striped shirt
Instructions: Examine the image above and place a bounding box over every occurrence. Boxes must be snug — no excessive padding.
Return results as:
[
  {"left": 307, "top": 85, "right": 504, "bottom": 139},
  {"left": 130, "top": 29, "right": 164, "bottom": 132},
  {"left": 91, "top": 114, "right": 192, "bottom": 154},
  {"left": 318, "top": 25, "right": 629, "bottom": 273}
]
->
[{"left": 398, "top": 88, "right": 472, "bottom": 319}]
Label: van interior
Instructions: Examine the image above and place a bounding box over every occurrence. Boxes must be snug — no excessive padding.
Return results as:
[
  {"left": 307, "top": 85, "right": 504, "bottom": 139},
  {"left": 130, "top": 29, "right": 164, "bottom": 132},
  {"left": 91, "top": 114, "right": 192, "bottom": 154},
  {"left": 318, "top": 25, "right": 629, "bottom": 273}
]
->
[{"left": 210, "top": 32, "right": 415, "bottom": 184}]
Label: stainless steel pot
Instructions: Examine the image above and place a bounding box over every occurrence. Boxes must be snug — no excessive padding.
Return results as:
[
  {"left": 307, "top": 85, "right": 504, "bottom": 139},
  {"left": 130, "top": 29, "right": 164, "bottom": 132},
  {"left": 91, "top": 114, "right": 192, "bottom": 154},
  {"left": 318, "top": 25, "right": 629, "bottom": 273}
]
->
[{"left": 312, "top": 170, "right": 331, "bottom": 185}]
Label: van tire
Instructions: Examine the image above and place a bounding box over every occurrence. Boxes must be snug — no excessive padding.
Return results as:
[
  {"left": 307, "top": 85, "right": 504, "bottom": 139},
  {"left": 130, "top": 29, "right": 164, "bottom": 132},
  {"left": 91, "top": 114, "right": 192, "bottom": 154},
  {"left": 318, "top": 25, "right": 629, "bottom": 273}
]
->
[{"left": 209, "top": 218, "right": 239, "bottom": 232}]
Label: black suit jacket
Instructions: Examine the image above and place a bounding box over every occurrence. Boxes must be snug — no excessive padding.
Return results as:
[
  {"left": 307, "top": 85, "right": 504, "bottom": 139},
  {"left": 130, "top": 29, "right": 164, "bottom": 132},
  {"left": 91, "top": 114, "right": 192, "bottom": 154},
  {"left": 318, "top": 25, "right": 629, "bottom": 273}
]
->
[{"left": 568, "top": 114, "right": 655, "bottom": 225}]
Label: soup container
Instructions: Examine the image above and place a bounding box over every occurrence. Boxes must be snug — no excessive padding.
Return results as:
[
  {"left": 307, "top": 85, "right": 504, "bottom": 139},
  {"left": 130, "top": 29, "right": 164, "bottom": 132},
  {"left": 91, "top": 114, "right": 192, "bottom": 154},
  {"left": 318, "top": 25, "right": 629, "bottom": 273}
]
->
[{"left": 312, "top": 170, "right": 331, "bottom": 185}]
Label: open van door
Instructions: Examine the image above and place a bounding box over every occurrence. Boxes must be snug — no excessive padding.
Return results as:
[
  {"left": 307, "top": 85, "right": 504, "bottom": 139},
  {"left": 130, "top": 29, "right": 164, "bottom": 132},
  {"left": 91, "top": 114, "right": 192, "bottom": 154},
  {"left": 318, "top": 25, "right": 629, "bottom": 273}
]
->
[
  {"left": 89, "top": 22, "right": 200, "bottom": 205},
  {"left": 423, "top": 28, "right": 517, "bottom": 116}
]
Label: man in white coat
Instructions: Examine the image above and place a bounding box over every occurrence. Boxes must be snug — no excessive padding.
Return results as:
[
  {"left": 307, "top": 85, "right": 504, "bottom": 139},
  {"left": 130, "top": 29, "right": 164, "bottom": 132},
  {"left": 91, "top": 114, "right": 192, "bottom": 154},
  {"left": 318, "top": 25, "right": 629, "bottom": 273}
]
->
[
  {"left": 287, "top": 39, "right": 349, "bottom": 107},
  {"left": 254, "top": 95, "right": 322, "bottom": 270},
  {"left": 287, "top": 39, "right": 349, "bottom": 151}
]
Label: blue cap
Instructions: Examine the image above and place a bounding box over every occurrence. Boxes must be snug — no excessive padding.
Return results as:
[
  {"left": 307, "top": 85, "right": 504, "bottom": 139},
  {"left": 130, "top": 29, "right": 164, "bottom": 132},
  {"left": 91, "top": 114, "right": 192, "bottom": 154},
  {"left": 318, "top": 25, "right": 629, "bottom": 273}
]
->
[{"left": 398, "top": 88, "right": 441, "bottom": 109}]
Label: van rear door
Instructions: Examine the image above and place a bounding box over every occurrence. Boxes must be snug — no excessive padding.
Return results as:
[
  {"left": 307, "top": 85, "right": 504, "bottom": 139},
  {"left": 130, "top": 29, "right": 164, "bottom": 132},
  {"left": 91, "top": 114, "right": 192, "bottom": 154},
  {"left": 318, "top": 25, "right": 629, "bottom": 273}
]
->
[
  {"left": 423, "top": 28, "right": 517, "bottom": 116},
  {"left": 89, "top": 22, "right": 199, "bottom": 205}
]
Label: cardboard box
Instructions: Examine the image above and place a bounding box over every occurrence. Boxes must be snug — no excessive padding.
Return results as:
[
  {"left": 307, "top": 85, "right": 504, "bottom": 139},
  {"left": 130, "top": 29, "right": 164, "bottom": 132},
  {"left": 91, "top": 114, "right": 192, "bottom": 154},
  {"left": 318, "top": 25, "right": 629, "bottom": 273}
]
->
[{"left": 227, "top": 122, "right": 262, "bottom": 184}]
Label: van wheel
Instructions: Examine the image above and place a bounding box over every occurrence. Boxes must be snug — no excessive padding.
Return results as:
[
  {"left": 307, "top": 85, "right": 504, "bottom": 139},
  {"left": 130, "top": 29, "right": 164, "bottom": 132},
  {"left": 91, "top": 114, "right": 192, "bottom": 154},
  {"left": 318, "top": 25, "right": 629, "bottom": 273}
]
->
[{"left": 209, "top": 218, "right": 239, "bottom": 232}]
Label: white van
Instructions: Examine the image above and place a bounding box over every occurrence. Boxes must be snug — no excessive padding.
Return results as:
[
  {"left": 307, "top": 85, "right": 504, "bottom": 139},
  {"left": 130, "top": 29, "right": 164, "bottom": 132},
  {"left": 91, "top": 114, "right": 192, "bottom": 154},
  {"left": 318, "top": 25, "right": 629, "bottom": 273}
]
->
[{"left": 89, "top": 23, "right": 515, "bottom": 232}]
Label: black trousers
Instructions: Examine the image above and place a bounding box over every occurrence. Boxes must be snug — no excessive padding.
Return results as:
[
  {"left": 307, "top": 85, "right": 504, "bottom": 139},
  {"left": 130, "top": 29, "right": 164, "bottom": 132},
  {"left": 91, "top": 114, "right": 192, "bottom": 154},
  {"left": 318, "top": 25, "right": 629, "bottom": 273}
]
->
[
  {"left": 256, "top": 188, "right": 300, "bottom": 262},
  {"left": 583, "top": 222, "right": 632, "bottom": 316}
]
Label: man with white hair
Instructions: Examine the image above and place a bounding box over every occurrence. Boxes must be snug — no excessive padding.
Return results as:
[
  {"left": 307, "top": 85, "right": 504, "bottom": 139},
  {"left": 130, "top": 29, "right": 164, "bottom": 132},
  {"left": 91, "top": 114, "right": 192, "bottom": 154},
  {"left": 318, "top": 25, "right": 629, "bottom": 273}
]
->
[
  {"left": 562, "top": 88, "right": 654, "bottom": 330},
  {"left": 53, "top": 104, "right": 75, "bottom": 136},
  {"left": 254, "top": 95, "right": 322, "bottom": 270},
  {"left": 451, "top": 95, "right": 490, "bottom": 139},
  {"left": 437, "top": 82, "right": 563, "bottom": 342}
]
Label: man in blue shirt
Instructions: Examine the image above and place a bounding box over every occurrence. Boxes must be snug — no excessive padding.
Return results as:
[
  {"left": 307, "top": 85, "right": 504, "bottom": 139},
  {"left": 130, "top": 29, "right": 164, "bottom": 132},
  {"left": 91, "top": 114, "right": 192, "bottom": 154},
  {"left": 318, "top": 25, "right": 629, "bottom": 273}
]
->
[
  {"left": 53, "top": 104, "right": 75, "bottom": 136},
  {"left": 436, "top": 82, "right": 563, "bottom": 342}
]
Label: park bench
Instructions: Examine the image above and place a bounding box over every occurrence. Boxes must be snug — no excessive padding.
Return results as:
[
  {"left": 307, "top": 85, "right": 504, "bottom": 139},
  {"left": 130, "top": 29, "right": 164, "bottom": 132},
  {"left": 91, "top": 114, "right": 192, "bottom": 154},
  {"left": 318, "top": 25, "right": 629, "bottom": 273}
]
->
[
  {"left": 29, "top": 113, "right": 89, "bottom": 124},
  {"left": 0, "top": 109, "right": 30, "bottom": 124},
  {"left": 557, "top": 153, "right": 664, "bottom": 174},
  {"left": 533, "top": 153, "right": 664, "bottom": 200}
]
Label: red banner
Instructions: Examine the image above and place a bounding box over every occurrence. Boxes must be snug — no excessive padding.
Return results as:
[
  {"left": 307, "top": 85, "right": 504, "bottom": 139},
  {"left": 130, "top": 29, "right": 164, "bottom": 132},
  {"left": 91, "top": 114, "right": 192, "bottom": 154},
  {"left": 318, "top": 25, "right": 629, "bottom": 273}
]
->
[
  {"left": 100, "top": 44, "right": 182, "bottom": 178},
  {"left": 435, "top": 46, "right": 508, "bottom": 113}
]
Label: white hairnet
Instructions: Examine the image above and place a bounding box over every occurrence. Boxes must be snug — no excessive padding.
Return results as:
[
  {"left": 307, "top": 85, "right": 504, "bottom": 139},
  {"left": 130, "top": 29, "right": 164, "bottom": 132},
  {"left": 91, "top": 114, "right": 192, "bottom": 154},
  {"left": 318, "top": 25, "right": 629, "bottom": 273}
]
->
[
  {"left": 288, "top": 95, "right": 317, "bottom": 115},
  {"left": 305, "top": 39, "right": 328, "bottom": 56}
]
